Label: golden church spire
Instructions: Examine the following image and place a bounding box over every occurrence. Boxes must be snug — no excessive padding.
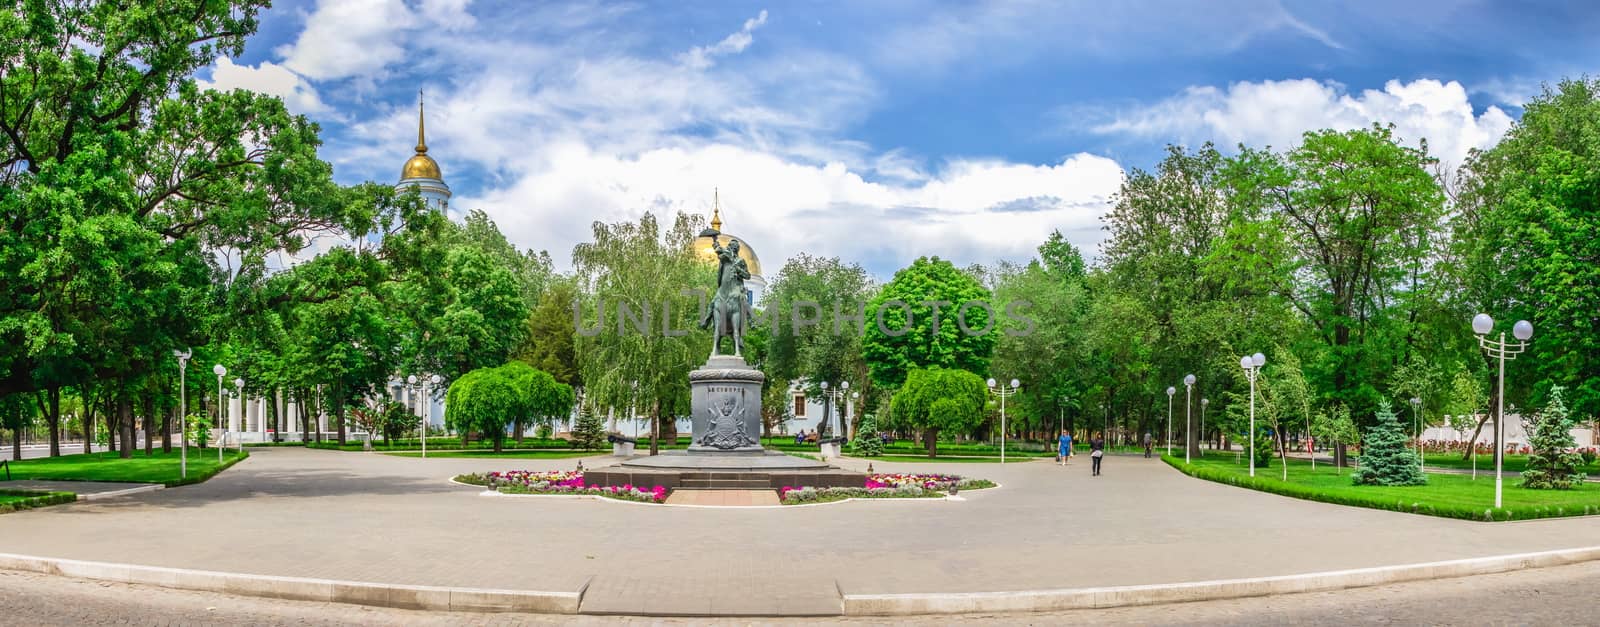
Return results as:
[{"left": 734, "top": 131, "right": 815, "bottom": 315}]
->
[
  {"left": 710, "top": 187, "right": 723, "bottom": 231},
  {"left": 415, "top": 89, "right": 428, "bottom": 154}
]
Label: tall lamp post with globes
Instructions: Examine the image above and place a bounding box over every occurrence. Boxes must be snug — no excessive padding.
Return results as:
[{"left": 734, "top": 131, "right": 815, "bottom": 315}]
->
[
  {"left": 1183, "top": 374, "right": 1196, "bottom": 463},
  {"left": 987, "top": 378, "right": 1020, "bottom": 464},
  {"left": 1165, "top": 386, "right": 1176, "bottom": 457},
  {"left": 1240, "top": 352, "right": 1265, "bottom": 477},
  {"left": 173, "top": 349, "right": 192, "bottom": 478},
  {"left": 1472, "top": 313, "right": 1532, "bottom": 509},
  {"left": 212, "top": 364, "right": 226, "bottom": 457},
  {"left": 1200, "top": 398, "right": 1209, "bottom": 450},
  {"left": 233, "top": 377, "right": 244, "bottom": 455},
  {"left": 407, "top": 375, "right": 420, "bottom": 455}
]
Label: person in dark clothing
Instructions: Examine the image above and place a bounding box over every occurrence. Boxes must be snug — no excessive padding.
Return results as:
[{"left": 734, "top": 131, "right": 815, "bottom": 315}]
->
[
  {"left": 1090, "top": 434, "right": 1106, "bottom": 476},
  {"left": 1143, "top": 431, "right": 1153, "bottom": 458}
]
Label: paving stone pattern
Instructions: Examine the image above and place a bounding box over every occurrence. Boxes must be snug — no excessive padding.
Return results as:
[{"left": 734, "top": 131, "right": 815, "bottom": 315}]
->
[{"left": 0, "top": 447, "right": 1599, "bottom": 615}]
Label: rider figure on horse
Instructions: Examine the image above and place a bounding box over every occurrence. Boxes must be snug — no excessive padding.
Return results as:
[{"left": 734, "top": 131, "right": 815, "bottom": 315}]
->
[{"left": 700, "top": 232, "right": 752, "bottom": 357}]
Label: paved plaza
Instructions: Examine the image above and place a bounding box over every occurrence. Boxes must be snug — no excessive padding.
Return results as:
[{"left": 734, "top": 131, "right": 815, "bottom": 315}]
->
[{"left": 2, "top": 447, "right": 1600, "bottom": 615}]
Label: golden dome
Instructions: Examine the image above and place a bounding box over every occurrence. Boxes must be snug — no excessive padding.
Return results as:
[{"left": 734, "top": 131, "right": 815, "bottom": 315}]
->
[
  {"left": 692, "top": 191, "right": 762, "bottom": 279},
  {"left": 694, "top": 232, "right": 763, "bottom": 278},
  {"left": 401, "top": 153, "right": 441, "bottom": 180},
  {"left": 399, "top": 91, "right": 442, "bottom": 181}
]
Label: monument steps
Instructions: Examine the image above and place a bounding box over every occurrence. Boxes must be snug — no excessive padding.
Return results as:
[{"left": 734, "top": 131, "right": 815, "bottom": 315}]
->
[{"left": 679, "top": 477, "right": 772, "bottom": 489}]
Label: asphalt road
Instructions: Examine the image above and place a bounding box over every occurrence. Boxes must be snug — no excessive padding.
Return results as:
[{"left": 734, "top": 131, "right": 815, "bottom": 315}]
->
[{"left": 1, "top": 559, "right": 1595, "bottom": 625}]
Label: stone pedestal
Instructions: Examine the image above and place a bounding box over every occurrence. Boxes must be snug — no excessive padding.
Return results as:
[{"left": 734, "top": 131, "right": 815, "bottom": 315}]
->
[
  {"left": 687, "top": 355, "right": 764, "bottom": 454},
  {"left": 612, "top": 440, "right": 635, "bottom": 456},
  {"left": 609, "top": 353, "right": 866, "bottom": 492},
  {"left": 819, "top": 440, "right": 841, "bottom": 460}
]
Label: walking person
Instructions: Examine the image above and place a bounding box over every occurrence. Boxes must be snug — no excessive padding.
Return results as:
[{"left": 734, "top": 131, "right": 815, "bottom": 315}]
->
[
  {"left": 1058, "top": 430, "right": 1073, "bottom": 466},
  {"left": 1143, "top": 431, "right": 1153, "bottom": 458},
  {"left": 1090, "top": 433, "right": 1105, "bottom": 476}
]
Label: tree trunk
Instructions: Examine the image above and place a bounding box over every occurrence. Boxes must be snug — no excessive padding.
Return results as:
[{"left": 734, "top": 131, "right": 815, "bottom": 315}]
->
[
  {"left": 143, "top": 397, "right": 154, "bottom": 456},
  {"left": 83, "top": 395, "right": 96, "bottom": 455},
  {"left": 37, "top": 387, "right": 61, "bottom": 457},
  {"left": 335, "top": 383, "right": 346, "bottom": 446},
  {"left": 162, "top": 402, "right": 172, "bottom": 453},
  {"left": 925, "top": 428, "right": 939, "bottom": 457},
  {"left": 300, "top": 389, "right": 312, "bottom": 445},
  {"left": 1334, "top": 442, "right": 1348, "bottom": 468},
  {"left": 1461, "top": 414, "right": 1490, "bottom": 461},
  {"left": 10, "top": 423, "right": 19, "bottom": 460},
  {"left": 118, "top": 398, "right": 134, "bottom": 459},
  {"left": 493, "top": 434, "right": 503, "bottom": 453},
  {"left": 649, "top": 399, "right": 660, "bottom": 456}
]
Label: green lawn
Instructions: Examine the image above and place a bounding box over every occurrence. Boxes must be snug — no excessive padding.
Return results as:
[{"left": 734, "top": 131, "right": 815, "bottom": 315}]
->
[
  {"left": 4, "top": 448, "right": 248, "bottom": 486},
  {"left": 1419, "top": 453, "right": 1600, "bottom": 476},
  {"left": 384, "top": 449, "right": 603, "bottom": 459},
  {"left": 1165, "top": 451, "right": 1600, "bottom": 521},
  {"left": 0, "top": 490, "right": 77, "bottom": 514},
  {"left": 851, "top": 454, "right": 1042, "bottom": 464}
]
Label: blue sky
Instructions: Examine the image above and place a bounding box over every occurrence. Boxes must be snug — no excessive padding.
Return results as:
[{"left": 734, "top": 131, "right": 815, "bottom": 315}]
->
[{"left": 204, "top": 0, "right": 1599, "bottom": 278}]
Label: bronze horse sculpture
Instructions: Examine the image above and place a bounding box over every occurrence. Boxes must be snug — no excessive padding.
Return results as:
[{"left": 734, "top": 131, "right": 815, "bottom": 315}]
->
[{"left": 699, "top": 231, "right": 752, "bottom": 358}]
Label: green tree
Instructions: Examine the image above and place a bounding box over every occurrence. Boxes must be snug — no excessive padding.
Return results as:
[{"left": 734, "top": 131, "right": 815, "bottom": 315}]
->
[
  {"left": 863, "top": 257, "right": 997, "bottom": 389},
  {"left": 1351, "top": 401, "right": 1427, "bottom": 486},
  {"left": 444, "top": 367, "right": 518, "bottom": 452},
  {"left": 1522, "top": 386, "right": 1585, "bottom": 490},
  {"left": 1312, "top": 403, "right": 1359, "bottom": 475},
  {"left": 1459, "top": 79, "right": 1600, "bottom": 416},
  {"left": 1228, "top": 126, "right": 1445, "bottom": 422},
  {"left": 572, "top": 212, "right": 707, "bottom": 454},
  {"left": 497, "top": 361, "right": 575, "bottom": 442},
  {"left": 515, "top": 277, "right": 581, "bottom": 387},
  {"left": 888, "top": 367, "right": 987, "bottom": 457},
  {"left": 763, "top": 254, "right": 874, "bottom": 439}
]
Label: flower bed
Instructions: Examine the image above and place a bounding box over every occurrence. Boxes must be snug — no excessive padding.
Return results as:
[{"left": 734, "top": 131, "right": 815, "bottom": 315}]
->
[
  {"left": 780, "top": 473, "right": 996, "bottom": 505},
  {"left": 454, "top": 470, "right": 666, "bottom": 503}
]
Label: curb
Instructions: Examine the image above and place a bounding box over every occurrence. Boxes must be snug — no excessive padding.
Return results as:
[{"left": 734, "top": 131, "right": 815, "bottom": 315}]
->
[
  {"left": 840, "top": 545, "right": 1600, "bottom": 615},
  {"left": 78, "top": 484, "right": 164, "bottom": 501},
  {"left": 0, "top": 552, "right": 587, "bottom": 613}
]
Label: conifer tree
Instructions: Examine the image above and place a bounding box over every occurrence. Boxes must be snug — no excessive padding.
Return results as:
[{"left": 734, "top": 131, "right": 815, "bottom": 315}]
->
[
  {"left": 572, "top": 402, "right": 607, "bottom": 450},
  {"left": 1522, "top": 386, "right": 1586, "bottom": 490},
  {"left": 1352, "top": 400, "right": 1427, "bottom": 486},
  {"left": 849, "top": 413, "right": 884, "bottom": 456}
]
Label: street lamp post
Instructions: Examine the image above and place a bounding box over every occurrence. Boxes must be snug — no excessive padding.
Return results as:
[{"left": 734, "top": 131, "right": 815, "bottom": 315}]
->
[
  {"left": 1473, "top": 313, "right": 1532, "bottom": 509},
  {"left": 1165, "top": 386, "right": 1176, "bottom": 458},
  {"left": 1409, "top": 396, "right": 1423, "bottom": 472},
  {"left": 1200, "top": 398, "right": 1209, "bottom": 450},
  {"left": 212, "top": 364, "right": 226, "bottom": 460},
  {"left": 1057, "top": 395, "right": 1069, "bottom": 434},
  {"left": 986, "top": 378, "right": 1020, "bottom": 464},
  {"left": 427, "top": 374, "right": 440, "bottom": 457},
  {"left": 1183, "top": 374, "right": 1196, "bottom": 464},
  {"left": 1240, "top": 352, "right": 1265, "bottom": 477},
  {"left": 173, "top": 350, "right": 191, "bottom": 478},
  {"left": 233, "top": 377, "right": 244, "bottom": 455},
  {"left": 407, "top": 374, "right": 420, "bottom": 453}
]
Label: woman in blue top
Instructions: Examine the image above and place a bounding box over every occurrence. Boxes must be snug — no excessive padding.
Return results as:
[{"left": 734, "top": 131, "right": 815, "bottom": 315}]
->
[{"left": 1058, "top": 430, "right": 1073, "bottom": 466}]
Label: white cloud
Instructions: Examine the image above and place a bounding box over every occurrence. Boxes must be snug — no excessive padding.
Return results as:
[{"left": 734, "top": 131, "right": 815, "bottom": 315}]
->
[
  {"left": 199, "top": 57, "right": 327, "bottom": 114},
  {"left": 1086, "top": 78, "right": 1515, "bottom": 170},
  {"left": 311, "top": 5, "right": 1121, "bottom": 277},
  {"left": 456, "top": 142, "right": 1122, "bottom": 279},
  {"left": 277, "top": 0, "right": 417, "bottom": 81},
  {"left": 682, "top": 10, "right": 769, "bottom": 70},
  {"left": 418, "top": 0, "right": 476, "bottom": 32}
]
